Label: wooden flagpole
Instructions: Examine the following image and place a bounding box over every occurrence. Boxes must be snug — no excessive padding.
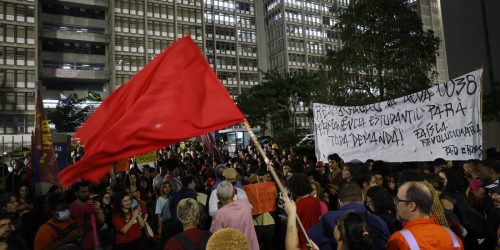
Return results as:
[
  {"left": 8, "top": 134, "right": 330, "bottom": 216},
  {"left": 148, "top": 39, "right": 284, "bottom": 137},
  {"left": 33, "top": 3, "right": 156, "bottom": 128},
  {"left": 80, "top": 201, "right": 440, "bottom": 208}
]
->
[{"left": 242, "top": 119, "right": 314, "bottom": 247}]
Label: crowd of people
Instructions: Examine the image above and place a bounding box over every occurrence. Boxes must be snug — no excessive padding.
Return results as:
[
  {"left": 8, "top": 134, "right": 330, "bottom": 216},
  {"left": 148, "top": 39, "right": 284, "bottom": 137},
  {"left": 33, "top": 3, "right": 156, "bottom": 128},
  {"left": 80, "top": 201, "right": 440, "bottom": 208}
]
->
[{"left": 0, "top": 141, "right": 499, "bottom": 250}]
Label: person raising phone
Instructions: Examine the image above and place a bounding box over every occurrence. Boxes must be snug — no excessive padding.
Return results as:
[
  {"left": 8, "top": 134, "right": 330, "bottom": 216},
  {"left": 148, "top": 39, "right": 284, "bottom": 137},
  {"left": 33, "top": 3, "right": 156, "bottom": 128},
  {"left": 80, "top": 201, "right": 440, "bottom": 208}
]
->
[{"left": 112, "top": 192, "right": 145, "bottom": 250}]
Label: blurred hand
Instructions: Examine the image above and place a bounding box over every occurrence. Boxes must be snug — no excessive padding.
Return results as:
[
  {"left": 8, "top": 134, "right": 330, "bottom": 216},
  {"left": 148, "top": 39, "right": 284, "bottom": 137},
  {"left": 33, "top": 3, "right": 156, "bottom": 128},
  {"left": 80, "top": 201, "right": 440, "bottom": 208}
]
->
[
  {"left": 132, "top": 209, "right": 139, "bottom": 219},
  {"left": 283, "top": 195, "right": 296, "bottom": 216}
]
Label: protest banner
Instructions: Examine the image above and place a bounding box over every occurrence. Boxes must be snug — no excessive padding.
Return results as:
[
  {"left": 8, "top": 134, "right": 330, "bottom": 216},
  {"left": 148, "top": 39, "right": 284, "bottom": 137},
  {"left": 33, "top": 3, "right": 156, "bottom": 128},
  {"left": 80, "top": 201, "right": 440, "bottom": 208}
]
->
[
  {"left": 243, "top": 182, "right": 277, "bottom": 215},
  {"left": 135, "top": 151, "right": 156, "bottom": 165},
  {"left": 313, "top": 70, "right": 483, "bottom": 162}
]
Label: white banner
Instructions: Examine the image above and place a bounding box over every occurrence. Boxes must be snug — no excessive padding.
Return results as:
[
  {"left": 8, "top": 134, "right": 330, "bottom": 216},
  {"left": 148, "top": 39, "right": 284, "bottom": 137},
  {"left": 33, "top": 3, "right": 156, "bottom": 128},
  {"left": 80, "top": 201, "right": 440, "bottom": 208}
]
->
[{"left": 313, "top": 70, "right": 483, "bottom": 162}]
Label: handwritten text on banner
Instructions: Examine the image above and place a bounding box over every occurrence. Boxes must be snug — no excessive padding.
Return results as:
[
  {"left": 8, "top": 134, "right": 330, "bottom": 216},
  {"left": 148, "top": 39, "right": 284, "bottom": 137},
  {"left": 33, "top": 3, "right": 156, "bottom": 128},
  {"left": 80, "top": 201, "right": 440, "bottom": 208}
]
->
[{"left": 313, "top": 70, "right": 482, "bottom": 162}]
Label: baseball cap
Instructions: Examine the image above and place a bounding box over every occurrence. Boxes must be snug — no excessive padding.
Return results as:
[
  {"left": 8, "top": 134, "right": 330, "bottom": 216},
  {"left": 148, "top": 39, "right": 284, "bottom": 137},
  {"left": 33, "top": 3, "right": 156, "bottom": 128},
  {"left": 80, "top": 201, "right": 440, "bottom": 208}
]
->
[{"left": 223, "top": 168, "right": 237, "bottom": 183}]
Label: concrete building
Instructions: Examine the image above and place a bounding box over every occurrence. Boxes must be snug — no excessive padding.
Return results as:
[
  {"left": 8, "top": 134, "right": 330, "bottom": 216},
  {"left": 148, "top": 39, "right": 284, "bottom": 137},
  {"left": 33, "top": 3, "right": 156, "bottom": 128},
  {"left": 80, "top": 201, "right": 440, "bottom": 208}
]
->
[
  {"left": 0, "top": 0, "right": 450, "bottom": 138},
  {"left": 0, "top": 0, "right": 37, "bottom": 136}
]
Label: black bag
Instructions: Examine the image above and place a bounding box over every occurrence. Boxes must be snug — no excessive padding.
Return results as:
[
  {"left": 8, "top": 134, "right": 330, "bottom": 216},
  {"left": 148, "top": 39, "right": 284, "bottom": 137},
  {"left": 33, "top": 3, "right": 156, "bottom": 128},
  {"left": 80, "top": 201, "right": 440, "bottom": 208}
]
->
[{"left": 174, "top": 230, "right": 211, "bottom": 250}]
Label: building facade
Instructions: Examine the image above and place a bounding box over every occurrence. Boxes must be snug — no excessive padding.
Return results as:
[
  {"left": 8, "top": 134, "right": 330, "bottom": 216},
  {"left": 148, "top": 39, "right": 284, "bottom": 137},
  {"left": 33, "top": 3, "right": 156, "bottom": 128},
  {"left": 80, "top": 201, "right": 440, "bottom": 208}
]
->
[{"left": 0, "top": 0, "right": 449, "bottom": 138}]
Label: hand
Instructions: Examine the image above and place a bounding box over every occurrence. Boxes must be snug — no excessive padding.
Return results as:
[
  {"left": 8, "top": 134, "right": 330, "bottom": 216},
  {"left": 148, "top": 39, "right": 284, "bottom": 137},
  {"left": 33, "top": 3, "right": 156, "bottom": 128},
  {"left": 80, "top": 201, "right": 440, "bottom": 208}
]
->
[
  {"left": 306, "top": 240, "right": 319, "bottom": 250},
  {"left": 132, "top": 209, "right": 139, "bottom": 219},
  {"left": 283, "top": 195, "right": 296, "bottom": 216},
  {"left": 93, "top": 201, "right": 101, "bottom": 210}
]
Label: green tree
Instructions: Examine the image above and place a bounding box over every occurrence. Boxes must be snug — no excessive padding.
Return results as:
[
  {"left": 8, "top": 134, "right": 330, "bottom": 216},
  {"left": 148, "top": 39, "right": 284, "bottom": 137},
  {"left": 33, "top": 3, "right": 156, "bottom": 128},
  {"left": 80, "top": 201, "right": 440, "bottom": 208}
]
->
[
  {"left": 237, "top": 70, "right": 318, "bottom": 142},
  {"left": 323, "top": 0, "right": 440, "bottom": 105},
  {"left": 48, "top": 94, "right": 94, "bottom": 132}
]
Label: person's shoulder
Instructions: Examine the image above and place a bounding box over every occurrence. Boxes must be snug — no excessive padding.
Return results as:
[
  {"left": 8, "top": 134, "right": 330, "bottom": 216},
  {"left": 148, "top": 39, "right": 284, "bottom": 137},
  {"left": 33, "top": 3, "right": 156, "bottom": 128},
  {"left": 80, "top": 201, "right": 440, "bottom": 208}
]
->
[{"left": 164, "top": 235, "right": 183, "bottom": 250}]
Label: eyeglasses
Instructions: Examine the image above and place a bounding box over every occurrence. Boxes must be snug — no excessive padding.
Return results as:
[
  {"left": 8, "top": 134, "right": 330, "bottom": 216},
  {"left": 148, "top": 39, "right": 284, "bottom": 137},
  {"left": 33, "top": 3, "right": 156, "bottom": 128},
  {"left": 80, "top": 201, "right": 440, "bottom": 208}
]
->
[{"left": 394, "top": 197, "right": 413, "bottom": 205}]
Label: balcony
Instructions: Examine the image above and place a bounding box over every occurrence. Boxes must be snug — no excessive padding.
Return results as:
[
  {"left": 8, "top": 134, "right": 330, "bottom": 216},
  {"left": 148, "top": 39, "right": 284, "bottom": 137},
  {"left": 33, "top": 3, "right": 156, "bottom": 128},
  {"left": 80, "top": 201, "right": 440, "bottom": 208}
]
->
[
  {"left": 40, "top": 68, "right": 108, "bottom": 80},
  {"left": 57, "top": 0, "right": 109, "bottom": 8},
  {"left": 41, "top": 29, "right": 108, "bottom": 43},
  {"left": 40, "top": 51, "right": 106, "bottom": 64},
  {"left": 40, "top": 13, "right": 106, "bottom": 29}
]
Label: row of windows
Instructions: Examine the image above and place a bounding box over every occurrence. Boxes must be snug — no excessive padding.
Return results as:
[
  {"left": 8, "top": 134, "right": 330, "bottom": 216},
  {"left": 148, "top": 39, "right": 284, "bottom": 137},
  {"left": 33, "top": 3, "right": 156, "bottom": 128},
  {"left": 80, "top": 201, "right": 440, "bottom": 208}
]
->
[
  {"left": 0, "top": 47, "right": 34, "bottom": 66},
  {"left": 42, "top": 23, "right": 105, "bottom": 34},
  {"left": 206, "top": 56, "right": 258, "bottom": 71},
  {"left": 269, "top": 40, "right": 284, "bottom": 55},
  {"left": 0, "top": 92, "right": 35, "bottom": 112},
  {"left": 114, "top": 0, "right": 145, "bottom": 16},
  {"left": 0, "top": 2, "right": 35, "bottom": 23},
  {"left": 265, "top": 0, "right": 280, "bottom": 13},
  {"left": 0, "top": 24, "right": 35, "bottom": 45},
  {"left": 177, "top": 8, "right": 202, "bottom": 23},
  {"left": 177, "top": 0, "right": 202, "bottom": 7},
  {"left": 206, "top": 26, "right": 235, "bottom": 39},
  {"left": 42, "top": 3, "right": 105, "bottom": 20},
  {"left": 217, "top": 71, "right": 259, "bottom": 86},
  {"left": 146, "top": 21, "right": 174, "bottom": 38},
  {"left": 115, "top": 17, "right": 145, "bottom": 34},
  {"left": 42, "top": 39, "right": 105, "bottom": 55},
  {"left": 147, "top": 39, "right": 172, "bottom": 54},
  {"left": 0, "top": 115, "right": 35, "bottom": 134},
  {"left": 0, "top": 69, "right": 35, "bottom": 89},
  {"left": 115, "top": 55, "right": 145, "bottom": 72},
  {"left": 294, "top": 116, "right": 311, "bottom": 127},
  {"left": 42, "top": 62, "right": 105, "bottom": 71},
  {"left": 115, "top": 36, "right": 145, "bottom": 53},
  {"left": 115, "top": 74, "right": 132, "bottom": 87},
  {"left": 238, "top": 30, "right": 256, "bottom": 43}
]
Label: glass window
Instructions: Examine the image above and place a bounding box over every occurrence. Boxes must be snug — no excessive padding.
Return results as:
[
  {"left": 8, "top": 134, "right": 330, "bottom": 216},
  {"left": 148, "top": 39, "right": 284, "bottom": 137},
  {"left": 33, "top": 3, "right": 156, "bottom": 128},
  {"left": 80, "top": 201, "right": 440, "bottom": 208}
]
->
[
  {"left": 16, "top": 70, "right": 25, "bottom": 88},
  {"left": 16, "top": 92, "right": 26, "bottom": 110}
]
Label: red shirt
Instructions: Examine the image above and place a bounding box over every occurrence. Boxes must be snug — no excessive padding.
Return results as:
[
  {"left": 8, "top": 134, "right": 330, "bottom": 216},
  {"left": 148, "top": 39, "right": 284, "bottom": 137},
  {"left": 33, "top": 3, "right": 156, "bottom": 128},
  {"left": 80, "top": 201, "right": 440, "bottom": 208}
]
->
[
  {"left": 296, "top": 195, "right": 321, "bottom": 249},
  {"left": 112, "top": 213, "right": 142, "bottom": 244},
  {"left": 164, "top": 228, "right": 211, "bottom": 250}
]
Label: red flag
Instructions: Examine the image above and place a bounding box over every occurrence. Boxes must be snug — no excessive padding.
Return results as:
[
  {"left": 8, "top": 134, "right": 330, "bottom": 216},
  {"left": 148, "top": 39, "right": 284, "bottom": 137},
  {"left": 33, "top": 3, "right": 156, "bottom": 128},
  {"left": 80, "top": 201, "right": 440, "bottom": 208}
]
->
[
  {"left": 59, "top": 37, "right": 245, "bottom": 186},
  {"left": 32, "top": 87, "right": 59, "bottom": 184},
  {"left": 200, "top": 133, "right": 222, "bottom": 161}
]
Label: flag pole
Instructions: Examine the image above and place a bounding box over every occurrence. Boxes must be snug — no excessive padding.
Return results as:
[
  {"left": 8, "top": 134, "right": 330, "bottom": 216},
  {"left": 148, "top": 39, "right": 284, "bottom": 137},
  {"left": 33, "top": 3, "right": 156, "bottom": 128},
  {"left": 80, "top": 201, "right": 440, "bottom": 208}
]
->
[{"left": 242, "top": 119, "right": 314, "bottom": 247}]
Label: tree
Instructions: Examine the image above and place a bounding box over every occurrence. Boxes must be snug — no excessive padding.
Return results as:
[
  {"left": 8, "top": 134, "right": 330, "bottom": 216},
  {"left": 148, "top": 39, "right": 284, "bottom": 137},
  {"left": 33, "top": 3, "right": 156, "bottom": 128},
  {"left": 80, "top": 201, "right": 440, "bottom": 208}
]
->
[
  {"left": 323, "top": 0, "right": 440, "bottom": 105},
  {"left": 237, "top": 70, "right": 318, "bottom": 142},
  {"left": 48, "top": 94, "right": 94, "bottom": 132}
]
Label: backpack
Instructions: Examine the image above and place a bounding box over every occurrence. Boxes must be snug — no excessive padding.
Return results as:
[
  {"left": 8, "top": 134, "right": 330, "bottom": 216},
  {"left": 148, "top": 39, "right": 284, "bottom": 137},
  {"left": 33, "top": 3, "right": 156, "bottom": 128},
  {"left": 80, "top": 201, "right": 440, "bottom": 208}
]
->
[
  {"left": 174, "top": 230, "right": 211, "bottom": 250},
  {"left": 46, "top": 222, "right": 82, "bottom": 250}
]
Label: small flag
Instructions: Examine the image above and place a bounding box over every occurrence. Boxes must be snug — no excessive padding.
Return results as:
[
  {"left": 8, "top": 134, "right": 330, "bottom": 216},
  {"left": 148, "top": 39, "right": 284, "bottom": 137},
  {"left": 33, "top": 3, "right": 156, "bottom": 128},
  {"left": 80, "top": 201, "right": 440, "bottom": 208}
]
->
[
  {"left": 32, "top": 87, "right": 59, "bottom": 184},
  {"left": 87, "top": 91, "right": 102, "bottom": 101}
]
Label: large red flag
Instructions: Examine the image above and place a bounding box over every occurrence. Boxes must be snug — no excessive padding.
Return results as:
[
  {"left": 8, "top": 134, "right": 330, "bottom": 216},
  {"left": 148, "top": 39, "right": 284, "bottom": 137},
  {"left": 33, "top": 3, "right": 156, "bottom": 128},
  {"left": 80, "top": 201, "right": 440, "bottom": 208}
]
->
[{"left": 59, "top": 37, "right": 245, "bottom": 186}]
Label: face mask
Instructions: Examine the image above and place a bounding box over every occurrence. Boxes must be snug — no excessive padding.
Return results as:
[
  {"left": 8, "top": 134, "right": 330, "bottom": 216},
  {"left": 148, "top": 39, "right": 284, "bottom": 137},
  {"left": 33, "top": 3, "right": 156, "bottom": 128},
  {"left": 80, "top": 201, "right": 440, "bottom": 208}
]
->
[{"left": 57, "top": 209, "right": 71, "bottom": 220}]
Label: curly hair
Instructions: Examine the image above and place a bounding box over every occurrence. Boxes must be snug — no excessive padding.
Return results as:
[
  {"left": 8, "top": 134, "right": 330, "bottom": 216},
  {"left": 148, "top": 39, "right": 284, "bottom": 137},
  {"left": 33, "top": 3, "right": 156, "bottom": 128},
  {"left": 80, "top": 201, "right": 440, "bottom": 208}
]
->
[
  {"left": 287, "top": 173, "right": 312, "bottom": 200},
  {"left": 365, "top": 186, "right": 394, "bottom": 214}
]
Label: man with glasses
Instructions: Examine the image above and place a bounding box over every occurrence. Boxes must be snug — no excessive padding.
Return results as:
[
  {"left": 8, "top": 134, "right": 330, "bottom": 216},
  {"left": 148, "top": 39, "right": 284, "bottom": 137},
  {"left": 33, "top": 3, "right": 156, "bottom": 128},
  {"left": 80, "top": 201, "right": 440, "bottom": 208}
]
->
[
  {"left": 0, "top": 211, "right": 28, "bottom": 249},
  {"left": 387, "top": 181, "right": 464, "bottom": 250}
]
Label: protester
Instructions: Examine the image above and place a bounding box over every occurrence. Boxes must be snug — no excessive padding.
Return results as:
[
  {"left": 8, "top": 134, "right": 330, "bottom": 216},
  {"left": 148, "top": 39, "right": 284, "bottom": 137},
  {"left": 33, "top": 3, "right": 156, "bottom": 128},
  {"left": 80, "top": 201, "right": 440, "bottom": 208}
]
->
[
  {"left": 334, "top": 212, "right": 374, "bottom": 250},
  {"left": 164, "top": 198, "right": 211, "bottom": 249},
  {"left": 208, "top": 168, "right": 248, "bottom": 217},
  {"left": 111, "top": 192, "right": 145, "bottom": 249},
  {"left": 170, "top": 175, "right": 197, "bottom": 235},
  {"left": 206, "top": 228, "right": 249, "bottom": 250},
  {"left": 0, "top": 211, "right": 28, "bottom": 250},
  {"left": 387, "top": 181, "right": 464, "bottom": 250},
  {"left": 70, "top": 181, "right": 105, "bottom": 250},
  {"left": 210, "top": 181, "right": 259, "bottom": 250},
  {"left": 156, "top": 182, "right": 172, "bottom": 240},
  {"left": 308, "top": 182, "right": 389, "bottom": 250},
  {"left": 287, "top": 173, "right": 321, "bottom": 249},
  {"left": 365, "top": 186, "right": 400, "bottom": 234},
  {"left": 34, "top": 192, "right": 84, "bottom": 250}
]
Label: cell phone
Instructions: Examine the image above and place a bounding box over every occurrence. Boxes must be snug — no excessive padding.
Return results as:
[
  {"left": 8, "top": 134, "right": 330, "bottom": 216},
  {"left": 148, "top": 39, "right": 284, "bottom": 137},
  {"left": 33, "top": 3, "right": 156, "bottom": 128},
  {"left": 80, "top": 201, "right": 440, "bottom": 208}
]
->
[{"left": 131, "top": 199, "right": 138, "bottom": 209}]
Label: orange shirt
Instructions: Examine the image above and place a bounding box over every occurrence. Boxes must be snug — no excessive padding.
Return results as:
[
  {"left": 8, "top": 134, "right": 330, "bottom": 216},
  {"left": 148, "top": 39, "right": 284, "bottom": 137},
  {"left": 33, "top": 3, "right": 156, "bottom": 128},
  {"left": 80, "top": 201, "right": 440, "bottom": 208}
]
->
[
  {"left": 34, "top": 218, "right": 77, "bottom": 250},
  {"left": 387, "top": 218, "right": 464, "bottom": 250}
]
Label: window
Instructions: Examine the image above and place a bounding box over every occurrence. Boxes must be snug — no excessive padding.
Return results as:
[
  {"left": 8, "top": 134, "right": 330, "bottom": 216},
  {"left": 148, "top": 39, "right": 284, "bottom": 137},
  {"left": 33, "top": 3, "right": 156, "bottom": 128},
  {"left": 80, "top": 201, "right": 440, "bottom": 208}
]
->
[{"left": 16, "top": 70, "right": 25, "bottom": 88}]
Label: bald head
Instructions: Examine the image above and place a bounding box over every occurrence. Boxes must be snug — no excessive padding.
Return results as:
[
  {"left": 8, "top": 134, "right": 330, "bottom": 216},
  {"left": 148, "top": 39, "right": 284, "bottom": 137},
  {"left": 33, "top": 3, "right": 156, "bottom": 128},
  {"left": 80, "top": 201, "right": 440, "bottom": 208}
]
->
[{"left": 400, "top": 182, "right": 433, "bottom": 215}]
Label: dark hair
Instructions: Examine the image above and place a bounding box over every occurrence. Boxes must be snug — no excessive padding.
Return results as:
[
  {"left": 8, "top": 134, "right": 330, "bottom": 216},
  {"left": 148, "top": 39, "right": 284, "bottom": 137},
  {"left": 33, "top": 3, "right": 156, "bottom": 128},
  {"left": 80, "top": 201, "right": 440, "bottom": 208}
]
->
[
  {"left": 405, "top": 183, "right": 433, "bottom": 215},
  {"left": 181, "top": 175, "right": 196, "bottom": 187},
  {"left": 365, "top": 186, "right": 393, "bottom": 214},
  {"left": 338, "top": 182, "right": 363, "bottom": 204},
  {"left": 397, "top": 169, "right": 424, "bottom": 187},
  {"left": 166, "top": 158, "right": 180, "bottom": 172},
  {"left": 328, "top": 153, "right": 343, "bottom": 164},
  {"left": 440, "top": 168, "right": 466, "bottom": 194},
  {"left": 353, "top": 168, "right": 371, "bottom": 190},
  {"left": 0, "top": 193, "right": 15, "bottom": 208},
  {"left": 48, "top": 185, "right": 62, "bottom": 194},
  {"left": 113, "top": 192, "right": 131, "bottom": 218},
  {"left": 47, "top": 192, "right": 68, "bottom": 211},
  {"left": 424, "top": 173, "right": 445, "bottom": 192},
  {"left": 0, "top": 211, "right": 11, "bottom": 221},
  {"left": 433, "top": 158, "right": 447, "bottom": 167},
  {"left": 71, "top": 180, "right": 90, "bottom": 193},
  {"left": 287, "top": 174, "right": 312, "bottom": 199},
  {"left": 125, "top": 172, "right": 140, "bottom": 188},
  {"left": 337, "top": 212, "right": 373, "bottom": 250},
  {"left": 479, "top": 159, "right": 500, "bottom": 174},
  {"left": 365, "top": 159, "right": 374, "bottom": 164}
]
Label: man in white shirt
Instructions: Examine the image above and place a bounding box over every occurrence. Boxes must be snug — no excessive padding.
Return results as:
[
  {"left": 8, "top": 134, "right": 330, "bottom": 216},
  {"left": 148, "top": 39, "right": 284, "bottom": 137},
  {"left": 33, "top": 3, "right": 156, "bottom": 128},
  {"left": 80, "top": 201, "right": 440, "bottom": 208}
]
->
[{"left": 208, "top": 168, "right": 248, "bottom": 217}]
